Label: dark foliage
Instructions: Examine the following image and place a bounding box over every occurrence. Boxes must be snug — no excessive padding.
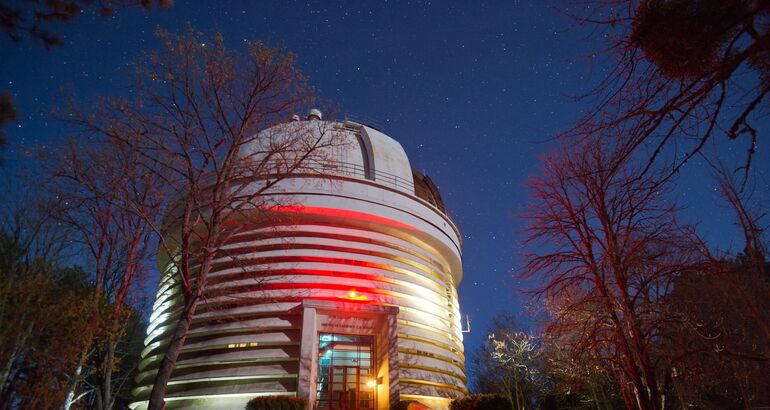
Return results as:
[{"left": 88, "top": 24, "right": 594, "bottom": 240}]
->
[
  {"left": 450, "top": 394, "right": 512, "bottom": 410},
  {"left": 662, "top": 259, "right": 770, "bottom": 409},
  {"left": 0, "top": 91, "right": 16, "bottom": 165},
  {"left": 0, "top": 0, "right": 171, "bottom": 49},
  {"left": 245, "top": 396, "right": 307, "bottom": 410},
  {"left": 0, "top": 231, "right": 95, "bottom": 409},
  {"left": 632, "top": 0, "right": 751, "bottom": 78}
]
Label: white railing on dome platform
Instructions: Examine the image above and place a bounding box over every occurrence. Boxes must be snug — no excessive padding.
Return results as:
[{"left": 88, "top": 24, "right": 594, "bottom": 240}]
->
[
  {"left": 249, "top": 159, "right": 415, "bottom": 193},
  {"left": 238, "top": 159, "right": 456, "bottom": 216},
  {"left": 322, "top": 161, "right": 415, "bottom": 192}
]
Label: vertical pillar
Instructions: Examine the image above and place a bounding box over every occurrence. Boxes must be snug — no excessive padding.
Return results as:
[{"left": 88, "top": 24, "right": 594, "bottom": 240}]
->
[
  {"left": 386, "top": 312, "right": 400, "bottom": 407},
  {"left": 297, "top": 306, "right": 318, "bottom": 409}
]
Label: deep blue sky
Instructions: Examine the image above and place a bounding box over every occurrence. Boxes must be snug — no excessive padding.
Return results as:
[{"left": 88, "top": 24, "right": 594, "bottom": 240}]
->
[{"left": 2, "top": 1, "right": 768, "bottom": 363}]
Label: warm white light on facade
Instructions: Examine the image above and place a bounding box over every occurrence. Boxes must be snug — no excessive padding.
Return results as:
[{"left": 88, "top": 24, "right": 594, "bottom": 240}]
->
[{"left": 131, "top": 116, "right": 466, "bottom": 410}]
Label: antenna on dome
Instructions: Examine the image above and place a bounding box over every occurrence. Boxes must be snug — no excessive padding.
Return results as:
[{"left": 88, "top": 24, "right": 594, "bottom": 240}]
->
[{"left": 462, "top": 314, "right": 471, "bottom": 333}]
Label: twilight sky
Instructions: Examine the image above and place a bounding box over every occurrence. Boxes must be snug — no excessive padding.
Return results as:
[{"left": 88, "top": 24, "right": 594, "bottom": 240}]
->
[{"left": 2, "top": 1, "right": 768, "bottom": 360}]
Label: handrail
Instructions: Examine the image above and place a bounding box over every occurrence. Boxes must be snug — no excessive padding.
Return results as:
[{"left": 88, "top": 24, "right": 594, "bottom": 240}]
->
[
  {"left": 321, "top": 161, "right": 415, "bottom": 192},
  {"left": 232, "top": 159, "right": 450, "bottom": 221},
  {"left": 298, "top": 160, "right": 451, "bottom": 216}
]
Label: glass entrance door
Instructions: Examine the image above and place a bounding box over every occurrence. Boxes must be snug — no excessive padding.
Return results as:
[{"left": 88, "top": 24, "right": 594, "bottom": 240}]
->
[{"left": 316, "top": 334, "right": 373, "bottom": 409}]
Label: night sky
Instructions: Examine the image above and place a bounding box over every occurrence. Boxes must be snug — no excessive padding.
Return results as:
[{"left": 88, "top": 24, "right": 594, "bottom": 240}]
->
[{"left": 2, "top": 1, "right": 768, "bottom": 362}]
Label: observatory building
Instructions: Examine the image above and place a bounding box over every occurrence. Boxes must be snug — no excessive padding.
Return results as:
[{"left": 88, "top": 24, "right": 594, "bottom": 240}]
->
[{"left": 132, "top": 113, "right": 466, "bottom": 410}]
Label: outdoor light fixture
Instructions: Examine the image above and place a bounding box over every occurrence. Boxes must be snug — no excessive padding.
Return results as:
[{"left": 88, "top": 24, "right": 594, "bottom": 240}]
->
[{"left": 346, "top": 290, "right": 367, "bottom": 301}]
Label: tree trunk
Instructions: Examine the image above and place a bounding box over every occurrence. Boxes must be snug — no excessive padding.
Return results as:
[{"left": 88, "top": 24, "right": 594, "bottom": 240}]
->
[
  {"left": 588, "top": 382, "right": 598, "bottom": 410},
  {"left": 101, "top": 341, "right": 115, "bottom": 410},
  {"left": 147, "top": 295, "right": 199, "bottom": 410},
  {"left": 2, "top": 320, "right": 31, "bottom": 401},
  {"left": 0, "top": 383, "right": 14, "bottom": 410},
  {"left": 95, "top": 385, "right": 104, "bottom": 410},
  {"left": 0, "top": 343, "right": 19, "bottom": 400},
  {"left": 63, "top": 349, "right": 88, "bottom": 410}
]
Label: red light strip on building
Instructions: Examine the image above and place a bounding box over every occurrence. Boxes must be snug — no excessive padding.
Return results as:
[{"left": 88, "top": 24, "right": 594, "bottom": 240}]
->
[{"left": 271, "top": 205, "right": 420, "bottom": 232}]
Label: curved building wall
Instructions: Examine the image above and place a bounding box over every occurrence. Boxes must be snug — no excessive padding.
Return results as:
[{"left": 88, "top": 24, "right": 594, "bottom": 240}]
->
[{"left": 132, "top": 121, "right": 465, "bottom": 410}]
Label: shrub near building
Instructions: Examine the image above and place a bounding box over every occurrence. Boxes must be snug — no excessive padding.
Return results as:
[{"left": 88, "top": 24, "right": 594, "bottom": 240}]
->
[
  {"left": 450, "top": 394, "right": 512, "bottom": 410},
  {"left": 392, "top": 400, "right": 432, "bottom": 410},
  {"left": 245, "top": 396, "right": 307, "bottom": 410}
]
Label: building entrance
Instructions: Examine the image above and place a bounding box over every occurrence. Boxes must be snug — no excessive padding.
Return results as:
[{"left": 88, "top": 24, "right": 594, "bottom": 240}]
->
[{"left": 316, "top": 334, "right": 374, "bottom": 410}]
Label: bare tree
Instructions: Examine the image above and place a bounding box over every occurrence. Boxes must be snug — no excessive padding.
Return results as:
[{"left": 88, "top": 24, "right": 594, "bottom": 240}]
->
[
  {"left": 564, "top": 0, "right": 770, "bottom": 180},
  {"left": 713, "top": 165, "right": 767, "bottom": 274},
  {"left": 472, "top": 313, "right": 544, "bottom": 410},
  {"left": 540, "top": 329, "right": 624, "bottom": 410},
  {"left": 53, "top": 136, "right": 160, "bottom": 410},
  {"left": 68, "top": 28, "right": 339, "bottom": 409},
  {"left": 521, "top": 138, "right": 701, "bottom": 410}
]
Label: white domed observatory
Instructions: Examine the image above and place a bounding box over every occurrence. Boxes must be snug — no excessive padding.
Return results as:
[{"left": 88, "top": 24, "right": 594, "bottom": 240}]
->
[{"left": 132, "top": 113, "right": 466, "bottom": 410}]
